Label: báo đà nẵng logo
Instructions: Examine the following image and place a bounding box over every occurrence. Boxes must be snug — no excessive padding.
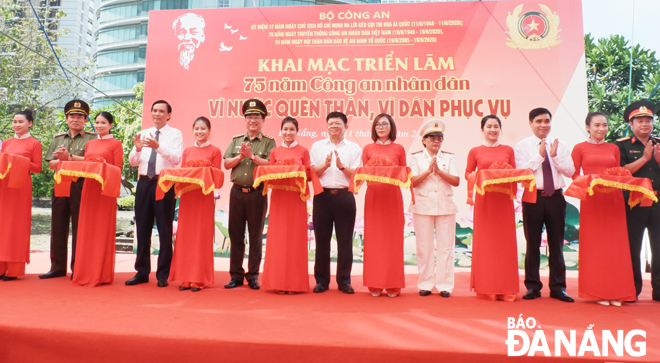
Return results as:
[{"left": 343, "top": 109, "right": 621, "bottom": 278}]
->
[
  {"left": 505, "top": 314, "right": 646, "bottom": 357},
  {"left": 505, "top": 4, "right": 562, "bottom": 49}
]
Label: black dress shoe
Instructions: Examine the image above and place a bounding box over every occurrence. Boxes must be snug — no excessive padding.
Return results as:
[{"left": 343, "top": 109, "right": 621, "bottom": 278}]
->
[
  {"left": 38, "top": 270, "right": 66, "bottom": 279},
  {"left": 523, "top": 289, "right": 541, "bottom": 300},
  {"left": 224, "top": 280, "right": 244, "bottom": 289},
  {"left": 157, "top": 279, "right": 169, "bottom": 288},
  {"left": 338, "top": 284, "right": 355, "bottom": 294},
  {"left": 248, "top": 279, "right": 260, "bottom": 290},
  {"left": 419, "top": 290, "right": 432, "bottom": 296},
  {"left": 312, "top": 283, "right": 328, "bottom": 293},
  {"left": 3, "top": 276, "right": 17, "bottom": 281},
  {"left": 440, "top": 291, "right": 451, "bottom": 298},
  {"left": 550, "top": 290, "right": 574, "bottom": 302},
  {"left": 179, "top": 285, "right": 191, "bottom": 291},
  {"left": 191, "top": 287, "right": 202, "bottom": 292},
  {"left": 125, "top": 275, "right": 149, "bottom": 286}
]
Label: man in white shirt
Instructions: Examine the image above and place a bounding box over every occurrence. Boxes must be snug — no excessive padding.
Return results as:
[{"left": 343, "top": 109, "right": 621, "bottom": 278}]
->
[
  {"left": 309, "top": 111, "right": 362, "bottom": 294},
  {"left": 126, "top": 100, "right": 183, "bottom": 288},
  {"left": 514, "top": 107, "right": 575, "bottom": 302}
]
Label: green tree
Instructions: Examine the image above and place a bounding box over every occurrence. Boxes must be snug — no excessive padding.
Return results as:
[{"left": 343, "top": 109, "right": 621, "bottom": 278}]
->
[
  {"left": 585, "top": 33, "right": 660, "bottom": 141},
  {"left": 0, "top": 0, "right": 93, "bottom": 196}
]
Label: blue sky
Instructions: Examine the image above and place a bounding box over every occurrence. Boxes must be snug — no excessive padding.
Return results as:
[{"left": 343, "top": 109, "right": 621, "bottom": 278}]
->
[{"left": 583, "top": 0, "right": 660, "bottom": 55}]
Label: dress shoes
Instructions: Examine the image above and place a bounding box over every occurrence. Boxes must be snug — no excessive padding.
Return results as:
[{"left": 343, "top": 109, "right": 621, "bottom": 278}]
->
[
  {"left": 419, "top": 290, "right": 432, "bottom": 296},
  {"left": 179, "top": 285, "right": 191, "bottom": 291},
  {"left": 125, "top": 275, "right": 149, "bottom": 286},
  {"left": 248, "top": 279, "right": 260, "bottom": 290},
  {"left": 3, "top": 276, "right": 17, "bottom": 281},
  {"left": 549, "top": 290, "right": 574, "bottom": 303},
  {"left": 338, "top": 284, "right": 355, "bottom": 294},
  {"left": 224, "top": 280, "right": 244, "bottom": 289},
  {"left": 440, "top": 291, "right": 451, "bottom": 298},
  {"left": 157, "top": 279, "right": 169, "bottom": 288},
  {"left": 522, "top": 289, "right": 541, "bottom": 300},
  {"left": 313, "top": 283, "right": 328, "bottom": 293},
  {"left": 38, "top": 270, "right": 66, "bottom": 279},
  {"left": 191, "top": 287, "right": 202, "bottom": 292}
]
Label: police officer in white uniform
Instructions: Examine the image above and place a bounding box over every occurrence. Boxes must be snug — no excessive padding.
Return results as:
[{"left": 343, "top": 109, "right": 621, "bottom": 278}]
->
[{"left": 408, "top": 119, "right": 460, "bottom": 297}]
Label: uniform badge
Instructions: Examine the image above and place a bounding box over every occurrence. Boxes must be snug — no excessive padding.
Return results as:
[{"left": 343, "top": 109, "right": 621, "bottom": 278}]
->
[
  {"left": 250, "top": 101, "right": 256, "bottom": 107},
  {"left": 506, "top": 4, "right": 562, "bottom": 49},
  {"left": 434, "top": 123, "right": 438, "bottom": 128},
  {"left": 74, "top": 102, "right": 81, "bottom": 108}
]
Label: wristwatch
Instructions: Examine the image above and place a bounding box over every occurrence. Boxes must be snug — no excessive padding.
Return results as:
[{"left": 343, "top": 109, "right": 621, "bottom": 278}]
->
[
  {"left": 250, "top": 154, "right": 256, "bottom": 161},
  {"left": 338, "top": 166, "right": 345, "bottom": 170}
]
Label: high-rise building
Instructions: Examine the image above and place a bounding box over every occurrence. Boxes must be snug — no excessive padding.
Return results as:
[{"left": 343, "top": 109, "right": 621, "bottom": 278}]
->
[
  {"left": 10, "top": 0, "right": 100, "bottom": 104},
  {"left": 92, "top": 0, "right": 380, "bottom": 107}
]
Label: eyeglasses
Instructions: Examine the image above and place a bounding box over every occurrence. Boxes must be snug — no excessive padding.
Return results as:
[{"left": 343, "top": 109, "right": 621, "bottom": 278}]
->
[
  {"left": 426, "top": 136, "right": 443, "bottom": 142},
  {"left": 374, "top": 123, "right": 390, "bottom": 129}
]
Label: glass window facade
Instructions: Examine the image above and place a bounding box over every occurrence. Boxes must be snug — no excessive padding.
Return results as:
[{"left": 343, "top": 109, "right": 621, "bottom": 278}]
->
[
  {"left": 98, "top": 23, "right": 148, "bottom": 46},
  {"left": 95, "top": 70, "right": 145, "bottom": 91},
  {"left": 93, "top": 97, "right": 138, "bottom": 108},
  {"left": 99, "top": 3, "right": 141, "bottom": 22},
  {"left": 96, "top": 47, "right": 146, "bottom": 67}
]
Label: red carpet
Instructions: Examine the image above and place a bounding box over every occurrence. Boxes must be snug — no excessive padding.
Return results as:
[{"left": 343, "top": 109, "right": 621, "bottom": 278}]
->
[{"left": 0, "top": 252, "right": 658, "bottom": 362}]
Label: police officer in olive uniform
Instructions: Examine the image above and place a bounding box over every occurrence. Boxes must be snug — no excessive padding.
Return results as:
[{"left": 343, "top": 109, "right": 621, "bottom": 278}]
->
[
  {"left": 223, "top": 99, "right": 276, "bottom": 290},
  {"left": 615, "top": 100, "right": 660, "bottom": 301},
  {"left": 39, "top": 100, "right": 97, "bottom": 279}
]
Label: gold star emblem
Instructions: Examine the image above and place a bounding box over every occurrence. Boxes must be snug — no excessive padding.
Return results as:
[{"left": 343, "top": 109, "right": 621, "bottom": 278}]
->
[{"left": 527, "top": 19, "right": 539, "bottom": 31}]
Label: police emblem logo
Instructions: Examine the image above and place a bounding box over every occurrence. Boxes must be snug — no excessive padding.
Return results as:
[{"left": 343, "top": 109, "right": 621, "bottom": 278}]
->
[
  {"left": 506, "top": 4, "right": 562, "bottom": 49},
  {"left": 250, "top": 101, "right": 256, "bottom": 107},
  {"left": 640, "top": 106, "right": 648, "bottom": 113},
  {"left": 434, "top": 123, "right": 438, "bottom": 128},
  {"left": 74, "top": 102, "right": 81, "bottom": 108}
]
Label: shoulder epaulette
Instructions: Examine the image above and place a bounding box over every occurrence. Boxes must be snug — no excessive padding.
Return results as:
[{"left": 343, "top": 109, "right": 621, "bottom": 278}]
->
[
  {"left": 54, "top": 132, "right": 66, "bottom": 137},
  {"left": 442, "top": 150, "right": 454, "bottom": 155},
  {"left": 86, "top": 131, "right": 96, "bottom": 135},
  {"left": 616, "top": 137, "right": 631, "bottom": 142},
  {"left": 233, "top": 134, "right": 245, "bottom": 138},
  {"left": 262, "top": 134, "right": 274, "bottom": 140},
  {"left": 410, "top": 150, "right": 423, "bottom": 155}
]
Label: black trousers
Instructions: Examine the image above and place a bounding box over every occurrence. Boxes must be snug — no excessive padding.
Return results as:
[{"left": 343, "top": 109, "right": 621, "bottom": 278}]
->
[
  {"left": 312, "top": 189, "right": 356, "bottom": 287},
  {"left": 228, "top": 185, "right": 268, "bottom": 281},
  {"left": 49, "top": 179, "right": 84, "bottom": 273},
  {"left": 625, "top": 200, "right": 660, "bottom": 299},
  {"left": 134, "top": 178, "right": 176, "bottom": 281},
  {"left": 522, "top": 192, "right": 567, "bottom": 293}
]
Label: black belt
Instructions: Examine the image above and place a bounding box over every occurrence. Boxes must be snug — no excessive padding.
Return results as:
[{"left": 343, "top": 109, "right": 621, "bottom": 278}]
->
[
  {"left": 538, "top": 188, "right": 563, "bottom": 197},
  {"left": 324, "top": 188, "right": 349, "bottom": 195},
  {"left": 139, "top": 175, "right": 159, "bottom": 181},
  {"left": 234, "top": 184, "right": 263, "bottom": 193}
]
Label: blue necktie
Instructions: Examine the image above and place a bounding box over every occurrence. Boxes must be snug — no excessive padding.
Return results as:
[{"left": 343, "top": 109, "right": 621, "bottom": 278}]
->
[{"left": 146, "top": 130, "right": 160, "bottom": 178}]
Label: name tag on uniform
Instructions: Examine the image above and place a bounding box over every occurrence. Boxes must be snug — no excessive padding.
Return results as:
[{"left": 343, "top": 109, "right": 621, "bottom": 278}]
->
[{"left": 630, "top": 150, "right": 641, "bottom": 154}]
